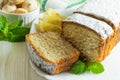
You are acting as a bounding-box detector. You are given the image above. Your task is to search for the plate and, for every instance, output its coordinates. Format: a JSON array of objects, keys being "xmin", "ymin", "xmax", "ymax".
[{"xmin": 29, "ymin": 10, "xmax": 120, "ymax": 80}]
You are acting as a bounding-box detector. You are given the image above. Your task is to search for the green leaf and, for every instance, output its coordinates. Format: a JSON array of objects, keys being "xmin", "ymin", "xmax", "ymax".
[
  {"xmin": 3, "ymin": 27, "xmax": 9, "ymax": 37},
  {"xmin": 0, "ymin": 15, "xmax": 8, "ymax": 30},
  {"xmin": 8, "ymin": 20, "xmax": 23, "ymax": 30},
  {"xmin": 0, "ymin": 31, "xmax": 5, "ymax": 40},
  {"xmin": 0, "ymin": 15, "xmax": 9, "ymax": 39},
  {"xmin": 0, "ymin": 15, "xmax": 30, "ymax": 42},
  {"xmin": 9, "ymin": 27, "xmax": 30, "ymax": 42},
  {"xmin": 11, "ymin": 26, "xmax": 30, "ymax": 34},
  {"xmin": 86, "ymin": 62, "xmax": 104, "ymax": 74},
  {"xmin": 70, "ymin": 61, "xmax": 86, "ymax": 74},
  {"xmin": 9, "ymin": 33, "xmax": 26, "ymax": 42}
]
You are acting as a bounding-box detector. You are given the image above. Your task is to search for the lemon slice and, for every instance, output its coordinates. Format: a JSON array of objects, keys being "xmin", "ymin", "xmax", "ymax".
[
  {"xmin": 36, "ymin": 19, "xmax": 61, "ymax": 33},
  {"xmin": 42, "ymin": 8, "xmax": 66, "ymax": 25},
  {"xmin": 36, "ymin": 8, "xmax": 67, "ymax": 33}
]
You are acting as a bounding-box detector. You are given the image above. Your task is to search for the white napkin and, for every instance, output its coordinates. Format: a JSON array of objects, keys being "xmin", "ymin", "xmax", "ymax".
[{"xmin": 39, "ymin": 0, "xmax": 88, "ymax": 12}]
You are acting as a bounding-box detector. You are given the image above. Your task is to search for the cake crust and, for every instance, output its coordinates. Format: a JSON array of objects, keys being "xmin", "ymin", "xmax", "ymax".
[
  {"xmin": 26, "ymin": 32, "xmax": 80, "ymax": 74},
  {"xmin": 62, "ymin": 12, "xmax": 120, "ymax": 62}
]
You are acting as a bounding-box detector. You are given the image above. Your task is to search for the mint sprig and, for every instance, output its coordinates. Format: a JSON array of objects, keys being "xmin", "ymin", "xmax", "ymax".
[
  {"xmin": 70, "ymin": 61, "xmax": 86, "ymax": 74},
  {"xmin": 70, "ymin": 61, "xmax": 104, "ymax": 75},
  {"xmin": 86, "ymin": 62, "xmax": 104, "ymax": 74},
  {"xmin": 0, "ymin": 15, "xmax": 30, "ymax": 42}
]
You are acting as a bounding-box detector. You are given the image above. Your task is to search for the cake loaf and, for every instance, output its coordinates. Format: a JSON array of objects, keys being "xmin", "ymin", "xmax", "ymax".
[
  {"xmin": 62, "ymin": 0, "xmax": 120, "ymax": 62},
  {"xmin": 26, "ymin": 31, "xmax": 80, "ymax": 74},
  {"xmin": 75, "ymin": 0, "xmax": 120, "ymax": 45},
  {"xmin": 62, "ymin": 13, "xmax": 115, "ymax": 62}
]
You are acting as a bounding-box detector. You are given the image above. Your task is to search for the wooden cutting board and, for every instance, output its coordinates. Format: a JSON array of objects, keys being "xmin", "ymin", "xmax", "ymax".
[{"xmin": 0, "ymin": 41, "xmax": 46, "ymax": 80}]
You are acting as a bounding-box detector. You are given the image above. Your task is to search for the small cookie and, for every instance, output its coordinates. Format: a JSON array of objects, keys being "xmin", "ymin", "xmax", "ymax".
[
  {"xmin": 22, "ymin": 0, "xmax": 38, "ymax": 12},
  {"xmin": 2, "ymin": 0, "xmax": 8, "ymax": 6},
  {"xmin": 11, "ymin": 8, "xmax": 28, "ymax": 14},
  {"xmin": 16, "ymin": 3, "xmax": 22, "ymax": 8},
  {"xmin": 8, "ymin": 0, "xmax": 24, "ymax": 5},
  {"xmin": 2, "ymin": 3, "xmax": 17, "ymax": 13}
]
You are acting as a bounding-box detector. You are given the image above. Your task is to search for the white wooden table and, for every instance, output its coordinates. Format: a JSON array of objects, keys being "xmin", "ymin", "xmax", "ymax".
[
  {"xmin": 1, "ymin": 41, "xmax": 120, "ymax": 80},
  {"xmin": 0, "ymin": 41, "xmax": 46, "ymax": 80}
]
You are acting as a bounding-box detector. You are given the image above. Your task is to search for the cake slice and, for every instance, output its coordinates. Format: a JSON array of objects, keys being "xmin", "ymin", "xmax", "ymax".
[
  {"xmin": 26, "ymin": 31, "xmax": 80, "ymax": 74},
  {"xmin": 62, "ymin": 13, "xmax": 114, "ymax": 62}
]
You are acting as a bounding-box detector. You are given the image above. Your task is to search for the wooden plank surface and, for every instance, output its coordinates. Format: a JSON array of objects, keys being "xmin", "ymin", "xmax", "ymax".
[
  {"xmin": 1, "ymin": 42, "xmax": 120, "ymax": 80},
  {"xmin": 0, "ymin": 41, "xmax": 46, "ymax": 80}
]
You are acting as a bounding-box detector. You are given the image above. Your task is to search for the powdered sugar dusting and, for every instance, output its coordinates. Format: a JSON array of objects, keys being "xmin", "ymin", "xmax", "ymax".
[
  {"xmin": 64, "ymin": 13, "xmax": 114, "ymax": 39},
  {"xmin": 26, "ymin": 40, "xmax": 55, "ymax": 74},
  {"xmin": 77, "ymin": 0, "xmax": 120, "ymax": 27}
]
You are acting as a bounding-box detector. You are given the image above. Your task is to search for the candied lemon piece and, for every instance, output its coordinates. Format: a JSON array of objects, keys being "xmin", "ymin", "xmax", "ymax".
[
  {"xmin": 36, "ymin": 19, "xmax": 61, "ymax": 33},
  {"xmin": 36, "ymin": 19, "xmax": 43, "ymax": 32},
  {"xmin": 36, "ymin": 8, "xmax": 67, "ymax": 33},
  {"xmin": 42, "ymin": 8, "xmax": 66, "ymax": 25}
]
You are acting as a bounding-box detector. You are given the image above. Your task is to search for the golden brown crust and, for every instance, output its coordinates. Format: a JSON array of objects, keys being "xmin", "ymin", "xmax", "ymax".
[
  {"xmin": 54, "ymin": 50, "xmax": 79, "ymax": 74},
  {"xmin": 98, "ymin": 26, "xmax": 120, "ymax": 61},
  {"xmin": 54, "ymin": 66, "xmax": 71, "ymax": 74}
]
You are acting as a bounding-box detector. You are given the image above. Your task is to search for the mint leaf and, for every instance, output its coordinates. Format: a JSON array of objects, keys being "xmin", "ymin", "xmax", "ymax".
[
  {"xmin": 8, "ymin": 20, "xmax": 23, "ymax": 30},
  {"xmin": 0, "ymin": 15, "xmax": 8, "ymax": 31},
  {"xmin": 3, "ymin": 27, "xmax": 9, "ymax": 37},
  {"xmin": 70, "ymin": 61, "xmax": 86, "ymax": 74},
  {"xmin": 9, "ymin": 33, "xmax": 26, "ymax": 42},
  {"xmin": 0, "ymin": 31, "xmax": 5, "ymax": 40},
  {"xmin": 86, "ymin": 62, "xmax": 104, "ymax": 74},
  {"xmin": 8, "ymin": 20, "xmax": 30, "ymax": 42},
  {"xmin": 70, "ymin": 61, "xmax": 104, "ymax": 75},
  {"xmin": 9, "ymin": 27, "xmax": 30, "ymax": 42},
  {"xmin": 0, "ymin": 15, "xmax": 30, "ymax": 42},
  {"xmin": 0, "ymin": 15, "xmax": 9, "ymax": 39}
]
